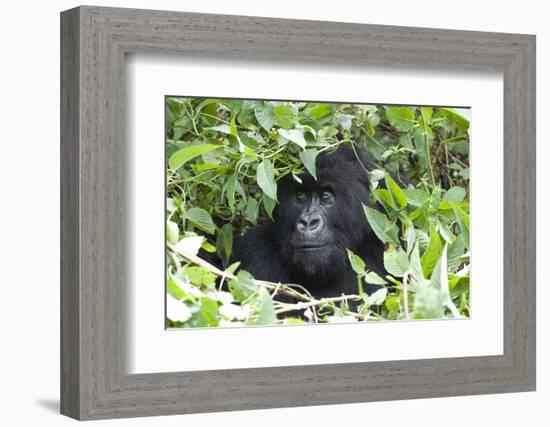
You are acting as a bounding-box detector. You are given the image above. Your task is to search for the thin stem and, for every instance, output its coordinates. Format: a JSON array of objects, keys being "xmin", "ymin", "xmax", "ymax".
[{"xmin": 421, "ymin": 110, "xmax": 436, "ymax": 188}]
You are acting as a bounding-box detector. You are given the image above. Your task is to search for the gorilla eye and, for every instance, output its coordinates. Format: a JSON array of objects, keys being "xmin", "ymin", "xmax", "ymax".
[
  {"xmin": 295, "ymin": 190, "xmax": 307, "ymax": 202},
  {"xmin": 320, "ymin": 190, "xmax": 333, "ymax": 202}
]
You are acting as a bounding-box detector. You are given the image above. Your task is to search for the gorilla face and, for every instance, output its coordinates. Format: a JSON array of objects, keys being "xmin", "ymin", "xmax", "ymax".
[
  {"xmin": 273, "ymin": 146, "xmax": 374, "ymax": 281},
  {"xmin": 232, "ymin": 143, "xmax": 386, "ymax": 297}
]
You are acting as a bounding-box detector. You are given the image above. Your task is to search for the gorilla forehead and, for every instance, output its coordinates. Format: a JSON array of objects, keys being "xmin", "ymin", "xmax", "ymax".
[{"xmin": 299, "ymin": 145, "xmax": 370, "ymax": 189}]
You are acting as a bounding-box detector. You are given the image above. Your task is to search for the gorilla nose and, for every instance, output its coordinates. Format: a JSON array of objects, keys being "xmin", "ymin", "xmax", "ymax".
[{"xmin": 296, "ymin": 212, "xmax": 324, "ymax": 236}]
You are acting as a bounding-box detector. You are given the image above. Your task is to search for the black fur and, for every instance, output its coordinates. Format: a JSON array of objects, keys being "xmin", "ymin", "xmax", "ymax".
[{"xmin": 232, "ymin": 144, "xmax": 386, "ymax": 299}]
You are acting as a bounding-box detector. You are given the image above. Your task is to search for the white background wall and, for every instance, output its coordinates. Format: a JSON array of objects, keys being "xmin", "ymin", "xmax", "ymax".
[{"xmin": 0, "ymin": 1, "xmax": 546, "ymax": 425}]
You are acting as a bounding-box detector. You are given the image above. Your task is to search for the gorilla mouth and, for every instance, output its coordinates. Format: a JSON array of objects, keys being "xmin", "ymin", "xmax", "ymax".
[{"xmin": 296, "ymin": 244, "xmax": 329, "ymax": 251}]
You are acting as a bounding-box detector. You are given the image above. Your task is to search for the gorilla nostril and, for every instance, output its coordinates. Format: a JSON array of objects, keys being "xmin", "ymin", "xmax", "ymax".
[
  {"xmin": 297, "ymin": 219, "xmax": 308, "ymax": 232},
  {"xmin": 309, "ymin": 217, "xmax": 321, "ymax": 231}
]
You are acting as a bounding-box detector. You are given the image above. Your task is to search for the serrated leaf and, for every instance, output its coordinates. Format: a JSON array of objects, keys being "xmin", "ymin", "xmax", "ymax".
[
  {"xmin": 249, "ymin": 288, "xmax": 277, "ymax": 325},
  {"xmin": 200, "ymin": 297, "xmax": 220, "ymax": 326},
  {"xmin": 254, "ymin": 104, "xmax": 274, "ymax": 131},
  {"xmin": 168, "ymin": 144, "xmax": 220, "ymax": 170},
  {"xmin": 365, "ymin": 288, "xmax": 388, "ymax": 306},
  {"xmin": 206, "ymin": 124, "xmax": 231, "ymax": 135},
  {"xmin": 421, "ymin": 228, "xmax": 443, "ymax": 277},
  {"xmin": 444, "ymin": 186, "xmax": 467, "ymax": 203},
  {"xmin": 298, "ymin": 149, "xmax": 318, "ymax": 180},
  {"xmin": 228, "ymin": 270, "xmax": 257, "ymax": 302},
  {"xmin": 408, "ymin": 242, "xmax": 428, "ymax": 289},
  {"xmin": 363, "ymin": 205, "xmax": 399, "ymax": 244},
  {"xmin": 347, "ymin": 250, "xmax": 366, "ymax": 275},
  {"xmin": 185, "ymin": 207, "xmax": 216, "ymax": 234},
  {"xmin": 384, "ymin": 246, "xmax": 409, "ymax": 277},
  {"xmin": 430, "ymin": 244, "xmax": 462, "ymax": 318},
  {"xmin": 373, "ymin": 189, "xmax": 395, "ymax": 213},
  {"xmin": 363, "ymin": 271, "xmax": 387, "ymax": 285},
  {"xmin": 273, "ymin": 104, "xmax": 297, "ymax": 129},
  {"xmin": 385, "ymin": 174, "xmax": 407, "ymax": 209},
  {"xmin": 447, "ymin": 235, "xmax": 466, "ymax": 272},
  {"xmin": 385, "ymin": 107, "xmax": 415, "ymax": 132},
  {"xmin": 256, "ymin": 159, "xmax": 278, "ymax": 201},
  {"xmin": 413, "ymin": 286, "xmax": 446, "ymax": 319},
  {"xmin": 166, "ymin": 295, "xmax": 192, "ymax": 322},
  {"xmin": 278, "ymin": 128, "xmax": 306, "ymax": 149}
]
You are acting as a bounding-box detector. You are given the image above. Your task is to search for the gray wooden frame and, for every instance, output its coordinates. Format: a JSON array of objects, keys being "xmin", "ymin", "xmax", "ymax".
[{"xmin": 60, "ymin": 5, "xmax": 536, "ymax": 420}]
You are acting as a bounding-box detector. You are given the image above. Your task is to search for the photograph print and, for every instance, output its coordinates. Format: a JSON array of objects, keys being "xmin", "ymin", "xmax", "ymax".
[{"xmin": 165, "ymin": 97, "xmax": 471, "ymax": 328}]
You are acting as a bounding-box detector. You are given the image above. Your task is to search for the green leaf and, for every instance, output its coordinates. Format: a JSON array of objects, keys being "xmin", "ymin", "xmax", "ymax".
[
  {"xmin": 430, "ymin": 244, "xmax": 462, "ymax": 318},
  {"xmin": 447, "ymin": 235, "xmax": 466, "ymax": 272},
  {"xmin": 443, "ymin": 186, "xmax": 467, "ymax": 203},
  {"xmin": 262, "ymin": 195, "xmax": 276, "ymax": 220},
  {"xmin": 373, "ymin": 189, "xmax": 395, "ymax": 213},
  {"xmin": 273, "ymin": 104, "xmax": 297, "ymax": 129},
  {"xmin": 385, "ymin": 107, "xmax": 415, "ymax": 132},
  {"xmin": 185, "ymin": 207, "xmax": 216, "ymax": 234},
  {"xmin": 334, "ymin": 113, "xmax": 354, "ymax": 131},
  {"xmin": 363, "ymin": 205, "xmax": 400, "ymax": 244},
  {"xmin": 307, "ymin": 103, "xmax": 332, "ymax": 119},
  {"xmin": 184, "ymin": 266, "xmax": 216, "ymax": 287},
  {"xmin": 347, "ymin": 250, "xmax": 366, "ymax": 275},
  {"xmin": 278, "ymin": 128, "xmax": 306, "ymax": 149},
  {"xmin": 223, "ymin": 173, "xmax": 238, "ymax": 209},
  {"xmin": 404, "ymin": 189, "xmax": 429, "ymax": 207},
  {"xmin": 298, "ymin": 149, "xmax": 318, "ymax": 180},
  {"xmin": 167, "ymin": 277, "xmax": 186, "ymax": 300},
  {"xmin": 200, "ymin": 297, "xmax": 220, "ymax": 326},
  {"xmin": 256, "ymin": 159, "xmax": 278, "ymax": 201},
  {"xmin": 384, "ymin": 174, "xmax": 407, "ymax": 209},
  {"xmin": 206, "ymin": 124, "xmax": 231, "ymax": 135},
  {"xmin": 430, "ymin": 244, "xmax": 447, "ymax": 291},
  {"xmin": 368, "ymin": 112, "xmax": 381, "ymax": 127},
  {"xmin": 420, "ymin": 106, "xmax": 433, "ymax": 124},
  {"xmin": 384, "ymin": 246, "xmax": 410, "ymax": 277},
  {"xmin": 168, "ymin": 144, "xmax": 220, "ymax": 171},
  {"xmin": 174, "ymin": 235, "xmax": 204, "ymax": 256},
  {"xmin": 228, "ymin": 270, "xmax": 257, "ymax": 302},
  {"xmin": 254, "ymin": 104, "xmax": 274, "ymax": 131},
  {"xmin": 436, "ymin": 108, "xmax": 470, "ymax": 134},
  {"xmin": 368, "ymin": 169, "xmax": 386, "ymax": 183},
  {"xmin": 421, "ymin": 228, "xmax": 443, "ymax": 277},
  {"xmin": 363, "ymin": 271, "xmax": 387, "ymax": 285},
  {"xmin": 249, "ymin": 288, "xmax": 277, "ymax": 325},
  {"xmin": 403, "ymin": 222, "xmax": 416, "ymax": 255},
  {"xmin": 216, "ymin": 223, "xmax": 233, "ymax": 260},
  {"xmin": 244, "ymin": 196, "xmax": 259, "ymax": 223},
  {"xmin": 408, "ymin": 243, "xmax": 428, "ymax": 289},
  {"xmin": 166, "ymin": 220, "xmax": 179, "ymax": 245},
  {"xmin": 413, "ymin": 286, "xmax": 446, "ymax": 319},
  {"xmin": 365, "ymin": 288, "xmax": 388, "ymax": 306}
]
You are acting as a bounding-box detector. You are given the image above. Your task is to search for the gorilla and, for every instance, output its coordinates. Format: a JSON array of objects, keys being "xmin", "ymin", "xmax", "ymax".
[{"xmin": 232, "ymin": 143, "xmax": 388, "ymax": 299}]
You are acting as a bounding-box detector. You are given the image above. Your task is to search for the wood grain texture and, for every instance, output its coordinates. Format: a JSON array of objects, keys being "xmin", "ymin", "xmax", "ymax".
[
  {"xmin": 60, "ymin": 6, "xmax": 536, "ymax": 420},
  {"xmin": 60, "ymin": 7, "xmax": 80, "ymax": 419}
]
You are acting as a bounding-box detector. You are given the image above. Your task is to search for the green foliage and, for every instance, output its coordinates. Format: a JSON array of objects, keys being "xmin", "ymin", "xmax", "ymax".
[{"xmin": 165, "ymin": 98, "xmax": 470, "ymax": 327}]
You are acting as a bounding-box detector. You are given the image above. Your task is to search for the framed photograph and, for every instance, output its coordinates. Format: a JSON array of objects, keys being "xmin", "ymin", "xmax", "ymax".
[{"xmin": 61, "ymin": 6, "xmax": 536, "ymax": 420}]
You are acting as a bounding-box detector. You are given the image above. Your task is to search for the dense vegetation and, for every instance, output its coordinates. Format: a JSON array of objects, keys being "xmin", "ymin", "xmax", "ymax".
[{"xmin": 165, "ymin": 97, "xmax": 470, "ymax": 327}]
